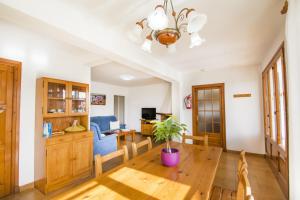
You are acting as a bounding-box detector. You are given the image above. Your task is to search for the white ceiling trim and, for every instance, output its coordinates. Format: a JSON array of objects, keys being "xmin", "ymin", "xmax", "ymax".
[{"xmin": 0, "ymin": 0, "xmax": 181, "ymax": 82}]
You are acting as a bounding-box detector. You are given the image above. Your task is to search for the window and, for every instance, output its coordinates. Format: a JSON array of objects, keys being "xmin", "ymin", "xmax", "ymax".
[{"xmin": 262, "ymin": 45, "xmax": 288, "ymax": 150}]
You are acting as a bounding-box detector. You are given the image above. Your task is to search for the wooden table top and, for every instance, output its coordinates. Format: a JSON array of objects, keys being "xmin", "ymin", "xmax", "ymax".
[{"xmin": 52, "ymin": 142, "xmax": 222, "ymax": 200}]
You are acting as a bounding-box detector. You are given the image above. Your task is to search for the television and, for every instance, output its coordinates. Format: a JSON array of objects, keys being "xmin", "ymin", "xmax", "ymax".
[{"xmin": 142, "ymin": 108, "xmax": 156, "ymax": 120}]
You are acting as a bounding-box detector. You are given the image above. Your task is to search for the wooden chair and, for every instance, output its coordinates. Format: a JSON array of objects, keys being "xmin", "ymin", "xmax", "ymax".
[
  {"xmin": 210, "ymin": 151, "xmax": 253, "ymax": 200},
  {"xmin": 95, "ymin": 145, "xmax": 129, "ymax": 178},
  {"xmin": 236, "ymin": 169, "xmax": 252, "ymax": 200},
  {"xmin": 131, "ymin": 137, "xmax": 152, "ymax": 157},
  {"xmin": 182, "ymin": 133, "xmax": 208, "ymax": 146},
  {"xmin": 210, "ymin": 168, "xmax": 253, "ymax": 200},
  {"xmin": 237, "ymin": 150, "xmax": 248, "ymax": 183}
]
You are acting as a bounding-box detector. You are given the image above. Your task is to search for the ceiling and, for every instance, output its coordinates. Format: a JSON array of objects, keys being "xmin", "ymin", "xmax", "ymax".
[
  {"xmin": 91, "ymin": 62, "xmax": 169, "ymax": 87},
  {"xmin": 60, "ymin": 0, "xmax": 285, "ymax": 72},
  {"xmin": 0, "ymin": 0, "xmax": 285, "ymax": 76}
]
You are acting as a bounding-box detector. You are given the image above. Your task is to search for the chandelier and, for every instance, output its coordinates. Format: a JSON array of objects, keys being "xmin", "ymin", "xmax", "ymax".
[{"xmin": 132, "ymin": 0, "xmax": 207, "ymax": 53}]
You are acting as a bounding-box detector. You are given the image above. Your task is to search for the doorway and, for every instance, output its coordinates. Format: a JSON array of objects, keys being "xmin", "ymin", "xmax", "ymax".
[
  {"xmin": 114, "ymin": 95, "xmax": 125, "ymax": 124},
  {"xmin": 192, "ymin": 83, "xmax": 226, "ymax": 150},
  {"xmin": 0, "ymin": 58, "xmax": 21, "ymax": 197}
]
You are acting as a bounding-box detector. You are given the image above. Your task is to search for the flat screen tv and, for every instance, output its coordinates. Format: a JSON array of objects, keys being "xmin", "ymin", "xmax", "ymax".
[{"xmin": 142, "ymin": 108, "xmax": 156, "ymax": 120}]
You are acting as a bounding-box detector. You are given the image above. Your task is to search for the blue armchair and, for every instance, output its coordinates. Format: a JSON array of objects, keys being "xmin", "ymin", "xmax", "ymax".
[
  {"xmin": 90, "ymin": 116, "xmax": 126, "ymax": 156},
  {"xmin": 90, "ymin": 122, "xmax": 117, "ymax": 156}
]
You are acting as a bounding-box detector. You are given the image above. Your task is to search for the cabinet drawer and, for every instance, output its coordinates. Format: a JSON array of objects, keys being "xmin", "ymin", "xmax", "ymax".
[
  {"xmin": 46, "ymin": 135, "xmax": 73, "ymax": 146},
  {"xmin": 73, "ymin": 132, "xmax": 93, "ymax": 140}
]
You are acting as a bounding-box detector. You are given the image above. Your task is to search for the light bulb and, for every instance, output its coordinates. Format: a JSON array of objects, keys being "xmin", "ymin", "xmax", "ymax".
[
  {"xmin": 147, "ymin": 6, "xmax": 169, "ymax": 31},
  {"xmin": 189, "ymin": 33, "xmax": 205, "ymax": 48}
]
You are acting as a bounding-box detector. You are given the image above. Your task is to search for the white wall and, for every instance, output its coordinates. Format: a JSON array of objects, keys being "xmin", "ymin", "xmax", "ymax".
[
  {"xmin": 0, "ymin": 20, "xmax": 93, "ymax": 186},
  {"xmin": 90, "ymin": 81, "xmax": 129, "ymax": 122},
  {"xmin": 90, "ymin": 82, "xmax": 172, "ymax": 132},
  {"xmin": 286, "ymin": 0, "xmax": 300, "ymax": 199},
  {"xmin": 180, "ymin": 66, "xmax": 264, "ymax": 154},
  {"xmin": 127, "ymin": 83, "xmax": 172, "ymax": 132}
]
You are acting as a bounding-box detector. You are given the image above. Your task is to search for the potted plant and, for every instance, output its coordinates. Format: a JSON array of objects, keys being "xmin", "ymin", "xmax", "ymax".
[{"xmin": 153, "ymin": 116, "xmax": 187, "ymax": 167}]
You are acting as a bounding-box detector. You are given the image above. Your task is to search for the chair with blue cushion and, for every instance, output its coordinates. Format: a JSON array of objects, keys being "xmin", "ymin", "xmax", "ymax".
[
  {"xmin": 90, "ymin": 116, "xmax": 126, "ymax": 156},
  {"xmin": 90, "ymin": 122, "xmax": 117, "ymax": 156}
]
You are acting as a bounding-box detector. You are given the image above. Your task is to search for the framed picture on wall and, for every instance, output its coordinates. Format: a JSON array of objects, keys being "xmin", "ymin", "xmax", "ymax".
[{"xmin": 91, "ymin": 94, "xmax": 106, "ymax": 105}]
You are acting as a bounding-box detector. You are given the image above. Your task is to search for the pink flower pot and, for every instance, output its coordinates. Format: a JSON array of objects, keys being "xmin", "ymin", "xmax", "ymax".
[{"xmin": 161, "ymin": 148, "xmax": 180, "ymax": 167}]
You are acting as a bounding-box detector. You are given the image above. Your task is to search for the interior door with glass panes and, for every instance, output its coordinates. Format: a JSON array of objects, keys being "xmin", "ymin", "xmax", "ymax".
[{"xmin": 192, "ymin": 83, "xmax": 226, "ymax": 149}]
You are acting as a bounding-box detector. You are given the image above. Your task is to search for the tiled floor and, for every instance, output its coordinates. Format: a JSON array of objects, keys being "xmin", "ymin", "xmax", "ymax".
[{"xmin": 3, "ymin": 134, "xmax": 286, "ymax": 200}]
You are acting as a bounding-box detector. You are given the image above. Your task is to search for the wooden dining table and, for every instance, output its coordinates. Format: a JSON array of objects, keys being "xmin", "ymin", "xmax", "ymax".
[{"xmin": 52, "ymin": 142, "xmax": 222, "ymax": 200}]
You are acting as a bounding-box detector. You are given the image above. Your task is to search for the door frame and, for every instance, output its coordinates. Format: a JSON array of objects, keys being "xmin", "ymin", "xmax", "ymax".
[
  {"xmin": 0, "ymin": 58, "xmax": 21, "ymax": 193},
  {"xmin": 192, "ymin": 83, "xmax": 226, "ymax": 150}
]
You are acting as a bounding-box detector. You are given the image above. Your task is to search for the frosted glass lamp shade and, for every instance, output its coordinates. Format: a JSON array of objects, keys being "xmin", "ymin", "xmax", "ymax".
[
  {"xmin": 133, "ymin": 24, "xmax": 143, "ymax": 38},
  {"xmin": 189, "ymin": 32, "xmax": 205, "ymax": 48},
  {"xmin": 128, "ymin": 24, "xmax": 143, "ymax": 43},
  {"xmin": 187, "ymin": 11, "xmax": 207, "ymax": 33},
  {"xmin": 168, "ymin": 44, "xmax": 176, "ymax": 53},
  {"xmin": 141, "ymin": 38, "xmax": 152, "ymax": 53},
  {"xmin": 147, "ymin": 7, "xmax": 169, "ymax": 31}
]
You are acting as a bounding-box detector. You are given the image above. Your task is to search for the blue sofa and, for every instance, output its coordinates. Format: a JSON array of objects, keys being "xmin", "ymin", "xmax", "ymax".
[{"xmin": 90, "ymin": 116, "xmax": 126, "ymax": 156}]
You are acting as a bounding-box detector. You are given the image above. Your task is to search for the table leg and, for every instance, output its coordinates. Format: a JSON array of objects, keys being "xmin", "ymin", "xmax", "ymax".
[
  {"xmin": 117, "ymin": 135, "xmax": 120, "ymax": 148},
  {"xmin": 131, "ymin": 130, "xmax": 135, "ymax": 142}
]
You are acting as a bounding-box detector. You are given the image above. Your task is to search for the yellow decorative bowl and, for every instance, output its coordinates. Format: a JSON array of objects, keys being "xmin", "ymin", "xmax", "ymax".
[{"xmin": 65, "ymin": 125, "xmax": 86, "ymax": 133}]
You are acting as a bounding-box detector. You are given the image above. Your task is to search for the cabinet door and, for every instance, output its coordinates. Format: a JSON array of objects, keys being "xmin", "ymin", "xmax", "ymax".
[
  {"xmin": 43, "ymin": 79, "xmax": 68, "ymax": 117},
  {"xmin": 68, "ymin": 82, "xmax": 89, "ymax": 116},
  {"xmin": 46, "ymin": 142, "xmax": 73, "ymax": 185},
  {"xmin": 73, "ymin": 137, "xmax": 93, "ymax": 176}
]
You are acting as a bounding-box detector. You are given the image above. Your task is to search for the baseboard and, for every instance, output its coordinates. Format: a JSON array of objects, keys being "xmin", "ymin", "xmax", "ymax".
[
  {"xmin": 19, "ymin": 182, "xmax": 34, "ymax": 192},
  {"xmin": 266, "ymin": 158, "xmax": 289, "ymax": 199},
  {"xmin": 226, "ymin": 149, "xmax": 265, "ymax": 158}
]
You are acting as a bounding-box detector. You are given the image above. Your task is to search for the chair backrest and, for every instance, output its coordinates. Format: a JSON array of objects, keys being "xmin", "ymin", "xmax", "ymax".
[
  {"xmin": 132, "ymin": 137, "xmax": 152, "ymax": 157},
  {"xmin": 237, "ymin": 150, "xmax": 248, "ymax": 180},
  {"xmin": 236, "ymin": 169, "xmax": 252, "ymax": 200},
  {"xmin": 246, "ymin": 195, "xmax": 254, "ymax": 200},
  {"xmin": 95, "ymin": 145, "xmax": 128, "ymax": 178},
  {"xmin": 182, "ymin": 133, "xmax": 208, "ymax": 146}
]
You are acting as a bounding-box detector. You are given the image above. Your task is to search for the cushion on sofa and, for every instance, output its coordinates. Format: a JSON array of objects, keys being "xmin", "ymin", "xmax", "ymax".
[
  {"xmin": 110, "ymin": 120, "xmax": 120, "ymax": 130},
  {"xmin": 90, "ymin": 122, "xmax": 102, "ymax": 140}
]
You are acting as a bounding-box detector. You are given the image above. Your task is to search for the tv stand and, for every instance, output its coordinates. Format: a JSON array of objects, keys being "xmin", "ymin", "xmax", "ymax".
[{"xmin": 140, "ymin": 119, "xmax": 155, "ymax": 136}]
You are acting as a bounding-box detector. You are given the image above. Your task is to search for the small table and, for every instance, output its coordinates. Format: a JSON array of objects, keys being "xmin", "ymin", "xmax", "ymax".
[{"xmin": 115, "ymin": 129, "xmax": 136, "ymax": 148}]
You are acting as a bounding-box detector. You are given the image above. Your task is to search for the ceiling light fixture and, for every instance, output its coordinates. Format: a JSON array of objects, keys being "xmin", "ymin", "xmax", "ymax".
[
  {"xmin": 120, "ymin": 74, "xmax": 135, "ymax": 81},
  {"xmin": 134, "ymin": 0, "xmax": 207, "ymax": 53}
]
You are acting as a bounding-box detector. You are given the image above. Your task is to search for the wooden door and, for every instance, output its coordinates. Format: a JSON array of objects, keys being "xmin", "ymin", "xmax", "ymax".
[
  {"xmin": 46, "ymin": 142, "xmax": 73, "ymax": 185},
  {"xmin": 72, "ymin": 137, "xmax": 93, "ymax": 177},
  {"xmin": 0, "ymin": 64, "xmax": 13, "ymax": 197},
  {"xmin": 192, "ymin": 83, "xmax": 226, "ymax": 149},
  {"xmin": 43, "ymin": 78, "xmax": 68, "ymax": 117}
]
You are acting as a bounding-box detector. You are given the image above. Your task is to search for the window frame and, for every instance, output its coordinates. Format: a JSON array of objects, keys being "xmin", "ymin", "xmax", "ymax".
[{"xmin": 262, "ymin": 43, "xmax": 288, "ymax": 152}]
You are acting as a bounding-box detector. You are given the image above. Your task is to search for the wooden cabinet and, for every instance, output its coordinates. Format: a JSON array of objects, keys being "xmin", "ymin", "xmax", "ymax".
[
  {"xmin": 46, "ymin": 141, "xmax": 73, "ymax": 185},
  {"xmin": 36, "ymin": 132, "xmax": 93, "ymax": 193},
  {"xmin": 34, "ymin": 77, "xmax": 92, "ymax": 194},
  {"xmin": 43, "ymin": 78, "xmax": 89, "ymax": 118},
  {"xmin": 72, "ymin": 134, "xmax": 93, "ymax": 177},
  {"xmin": 141, "ymin": 120, "xmax": 154, "ymax": 136}
]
